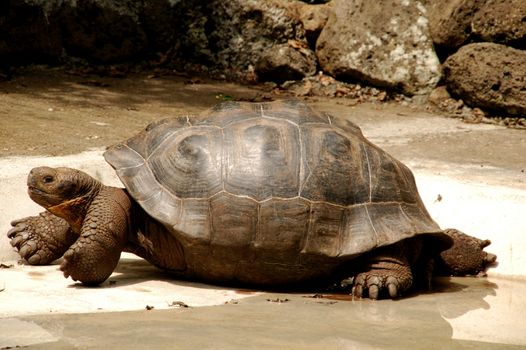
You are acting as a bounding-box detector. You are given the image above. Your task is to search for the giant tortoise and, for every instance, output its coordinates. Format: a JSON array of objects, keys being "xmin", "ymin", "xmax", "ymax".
[{"xmin": 7, "ymin": 100, "xmax": 495, "ymax": 299}]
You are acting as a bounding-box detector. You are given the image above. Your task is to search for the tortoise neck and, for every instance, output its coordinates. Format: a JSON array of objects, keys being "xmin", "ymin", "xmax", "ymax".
[{"xmin": 47, "ymin": 179, "xmax": 103, "ymax": 234}]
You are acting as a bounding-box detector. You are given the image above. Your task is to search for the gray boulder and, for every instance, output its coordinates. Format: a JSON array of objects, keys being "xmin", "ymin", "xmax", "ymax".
[
  {"xmin": 471, "ymin": 0, "xmax": 526, "ymax": 49},
  {"xmin": 316, "ymin": 0, "xmax": 441, "ymax": 95},
  {"xmin": 204, "ymin": 0, "xmax": 314, "ymax": 80},
  {"xmin": 443, "ymin": 43, "xmax": 526, "ymax": 116},
  {"xmin": 159, "ymin": 0, "xmax": 323, "ymax": 80}
]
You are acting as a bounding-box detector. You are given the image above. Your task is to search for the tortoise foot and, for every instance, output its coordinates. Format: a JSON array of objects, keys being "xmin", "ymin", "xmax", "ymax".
[
  {"xmin": 436, "ymin": 228, "xmax": 497, "ymax": 276},
  {"xmin": 7, "ymin": 212, "xmax": 76, "ymax": 265},
  {"xmin": 60, "ymin": 229, "xmax": 122, "ymax": 285},
  {"xmin": 349, "ymin": 260, "xmax": 413, "ymax": 300}
]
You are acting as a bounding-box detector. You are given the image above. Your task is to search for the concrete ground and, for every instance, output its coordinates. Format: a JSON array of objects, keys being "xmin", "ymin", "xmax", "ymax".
[
  {"xmin": 1, "ymin": 276, "xmax": 526, "ymax": 349},
  {"xmin": 1, "ymin": 69, "xmax": 525, "ymax": 348}
]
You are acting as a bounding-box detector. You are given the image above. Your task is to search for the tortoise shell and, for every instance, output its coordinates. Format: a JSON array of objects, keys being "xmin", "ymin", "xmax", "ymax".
[{"xmin": 104, "ymin": 100, "xmax": 441, "ymax": 260}]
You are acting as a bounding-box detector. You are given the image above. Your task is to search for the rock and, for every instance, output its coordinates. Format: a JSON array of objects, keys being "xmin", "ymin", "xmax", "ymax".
[
  {"xmin": 203, "ymin": 0, "xmax": 310, "ymax": 78},
  {"xmin": 0, "ymin": 0, "xmax": 317, "ymax": 82},
  {"xmin": 471, "ymin": 0, "xmax": 526, "ymax": 49},
  {"xmin": 0, "ymin": 0, "xmax": 155, "ymax": 65},
  {"xmin": 282, "ymin": 72, "xmax": 404, "ymax": 103},
  {"xmin": 169, "ymin": 2, "xmax": 213, "ymax": 64},
  {"xmin": 427, "ymin": 0, "xmax": 526, "ymax": 52},
  {"xmin": 142, "ymin": 1, "xmax": 179, "ymax": 56},
  {"xmin": 427, "ymin": 0, "xmax": 484, "ymax": 52},
  {"xmin": 58, "ymin": 0, "xmax": 148, "ymax": 63},
  {"xmin": 443, "ymin": 43, "xmax": 526, "ymax": 116},
  {"xmin": 316, "ymin": 0, "xmax": 441, "ymax": 95},
  {"xmin": 427, "ymin": 86, "xmax": 452, "ymax": 107},
  {"xmin": 255, "ymin": 42, "xmax": 317, "ymax": 83},
  {"xmin": 0, "ymin": 0, "xmax": 63, "ymax": 64},
  {"xmin": 295, "ymin": 3, "xmax": 330, "ymax": 46}
]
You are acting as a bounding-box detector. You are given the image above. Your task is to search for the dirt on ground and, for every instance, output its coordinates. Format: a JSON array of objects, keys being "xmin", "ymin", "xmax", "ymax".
[
  {"xmin": 0, "ymin": 66, "xmax": 412, "ymax": 158},
  {"xmin": 1, "ymin": 66, "xmax": 524, "ymax": 175},
  {"xmin": 0, "ymin": 66, "xmax": 276, "ymax": 157}
]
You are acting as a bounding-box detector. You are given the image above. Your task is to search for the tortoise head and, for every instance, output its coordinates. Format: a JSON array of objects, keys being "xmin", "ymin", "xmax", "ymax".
[
  {"xmin": 27, "ymin": 167, "xmax": 102, "ymax": 230},
  {"xmin": 27, "ymin": 167, "xmax": 99, "ymax": 208}
]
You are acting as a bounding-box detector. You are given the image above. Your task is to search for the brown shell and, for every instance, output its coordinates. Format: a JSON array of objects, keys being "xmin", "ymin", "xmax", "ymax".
[{"xmin": 104, "ymin": 100, "xmax": 441, "ymax": 258}]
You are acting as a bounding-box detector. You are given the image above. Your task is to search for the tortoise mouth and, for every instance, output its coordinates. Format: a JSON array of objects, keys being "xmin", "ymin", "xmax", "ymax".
[
  {"xmin": 28, "ymin": 185, "xmax": 56, "ymax": 200},
  {"xmin": 28, "ymin": 186, "xmax": 47, "ymax": 195},
  {"xmin": 27, "ymin": 186, "xmax": 61, "ymax": 208}
]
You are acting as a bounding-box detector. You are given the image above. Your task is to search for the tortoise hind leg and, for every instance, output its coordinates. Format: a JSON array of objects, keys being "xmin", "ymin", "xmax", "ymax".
[
  {"xmin": 348, "ymin": 239, "xmax": 422, "ymax": 299},
  {"xmin": 435, "ymin": 228, "xmax": 497, "ymax": 276}
]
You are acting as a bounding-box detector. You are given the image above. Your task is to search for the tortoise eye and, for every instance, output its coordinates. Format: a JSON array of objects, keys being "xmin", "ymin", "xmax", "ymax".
[{"xmin": 43, "ymin": 175, "xmax": 54, "ymax": 183}]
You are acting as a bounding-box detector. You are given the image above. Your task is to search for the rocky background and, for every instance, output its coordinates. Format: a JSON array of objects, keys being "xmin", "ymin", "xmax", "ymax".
[{"xmin": 0, "ymin": 0, "xmax": 525, "ymax": 125}]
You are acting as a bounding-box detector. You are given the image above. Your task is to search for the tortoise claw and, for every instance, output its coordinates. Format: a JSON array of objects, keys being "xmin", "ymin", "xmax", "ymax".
[
  {"xmin": 480, "ymin": 239, "xmax": 492, "ymax": 249},
  {"xmin": 368, "ymin": 285, "xmax": 379, "ymax": 300},
  {"xmin": 388, "ymin": 283, "xmax": 398, "ymax": 298},
  {"xmin": 352, "ymin": 284, "xmax": 363, "ymax": 298},
  {"xmin": 9, "ymin": 234, "xmax": 25, "ymax": 248},
  {"xmin": 484, "ymin": 252, "xmax": 497, "ymax": 264},
  {"xmin": 10, "ymin": 217, "xmax": 31, "ymax": 228},
  {"xmin": 19, "ymin": 241, "xmax": 37, "ymax": 258},
  {"xmin": 347, "ymin": 264, "xmax": 411, "ymax": 300}
]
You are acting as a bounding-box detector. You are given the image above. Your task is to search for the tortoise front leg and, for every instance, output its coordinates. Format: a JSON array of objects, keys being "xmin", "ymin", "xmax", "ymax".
[
  {"xmin": 348, "ymin": 239, "xmax": 420, "ymax": 299},
  {"xmin": 7, "ymin": 211, "xmax": 78, "ymax": 265},
  {"xmin": 60, "ymin": 187, "xmax": 131, "ymax": 285}
]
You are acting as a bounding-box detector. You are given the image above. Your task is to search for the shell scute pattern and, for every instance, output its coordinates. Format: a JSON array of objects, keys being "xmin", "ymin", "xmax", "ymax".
[
  {"xmin": 256, "ymin": 100, "xmax": 331, "ymax": 126},
  {"xmin": 254, "ymin": 198, "xmax": 310, "ymax": 262},
  {"xmin": 210, "ymin": 192, "xmax": 258, "ymax": 247},
  {"xmin": 299, "ymin": 124, "xmax": 369, "ymax": 206},
  {"xmin": 104, "ymin": 100, "xmax": 441, "ymax": 258},
  {"xmin": 193, "ymin": 101, "xmax": 260, "ymax": 128},
  {"xmin": 223, "ymin": 117, "xmax": 301, "ymax": 201},
  {"xmin": 148, "ymin": 126, "xmax": 223, "ymax": 199}
]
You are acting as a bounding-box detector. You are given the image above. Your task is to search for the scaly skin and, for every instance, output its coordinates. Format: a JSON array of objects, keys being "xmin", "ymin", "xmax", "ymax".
[
  {"xmin": 348, "ymin": 239, "xmax": 421, "ymax": 299},
  {"xmin": 60, "ymin": 186, "xmax": 131, "ymax": 285},
  {"xmin": 8, "ymin": 211, "xmax": 77, "ymax": 265},
  {"xmin": 436, "ymin": 228, "xmax": 497, "ymax": 276}
]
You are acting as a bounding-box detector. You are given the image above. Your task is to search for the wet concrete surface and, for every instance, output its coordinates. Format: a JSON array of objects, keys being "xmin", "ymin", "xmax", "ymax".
[
  {"xmin": 1, "ymin": 255, "xmax": 526, "ymax": 348},
  {"xmin": 2, "ymin": 276, "xmax": 526, "ymax": 349}
]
